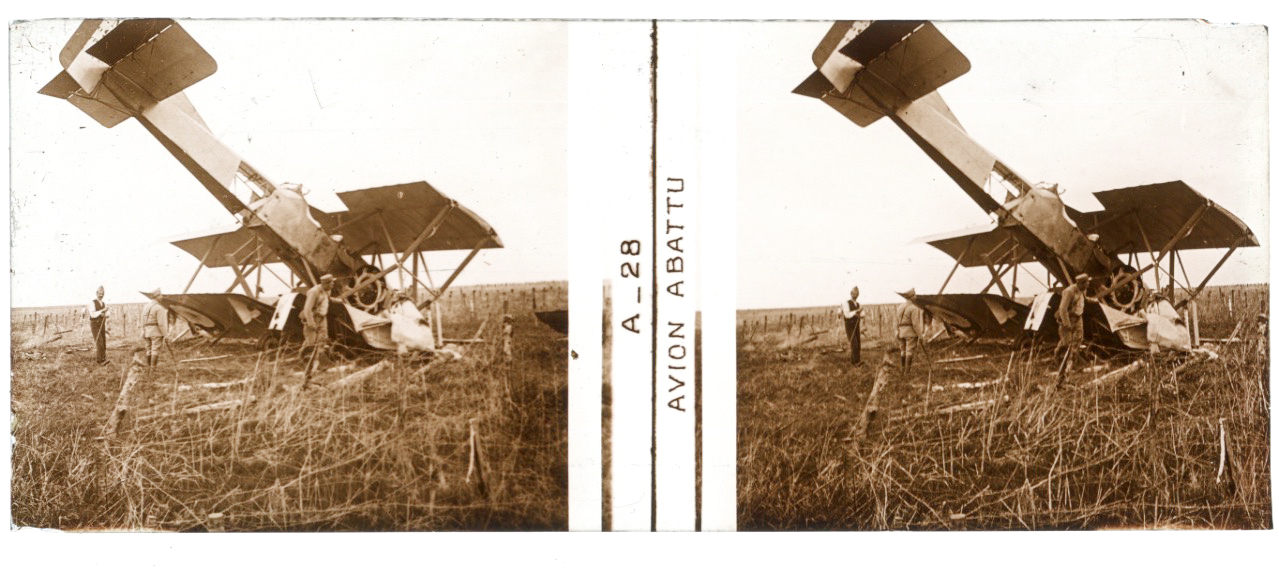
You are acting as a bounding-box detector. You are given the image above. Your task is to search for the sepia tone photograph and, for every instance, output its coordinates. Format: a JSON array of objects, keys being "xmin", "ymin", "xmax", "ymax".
[
  {"xmin": 737, "ymin": 20, "xmax": 1269, "ymax": 529},
  {"xmin": 10, "ymin": 19, "xmax": 569, "ymax": 531}
]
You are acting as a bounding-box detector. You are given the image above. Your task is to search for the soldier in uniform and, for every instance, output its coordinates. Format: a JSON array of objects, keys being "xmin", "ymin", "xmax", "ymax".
[
  {"xmin": 895, "ymin": 288, "xmax": 930, "ymax": 376},
  {"xmin": 301, "ymin": 274, "xmax": 336, "ymax": 387},
  {"xmin": 1055, "ymin": 273, "xmax": 1091, "ymax": 379},
  {"xmin": 87, "ymin": 286, "xmax": 110, "ymax": 365},
  {"xmin": 140, "ymin": 288, "xmax": 168, "ymax": 367}
]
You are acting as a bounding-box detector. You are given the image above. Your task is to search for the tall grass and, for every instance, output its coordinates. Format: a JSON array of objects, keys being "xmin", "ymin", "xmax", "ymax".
[
  {"xmin": 11, "ymin": 295, "xmax": 567, "ymax": 531},
  {"xmin": 738, "ymin": 291, "xmax": 1270, "ymax": 530}
]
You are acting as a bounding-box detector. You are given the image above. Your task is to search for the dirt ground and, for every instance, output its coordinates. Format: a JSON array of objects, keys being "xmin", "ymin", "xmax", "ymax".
[
  {"xmin": 11, "ymin": 305, "xmax": 568, "ymax": 531},
  {"xmin": 738, "ymin": 318, "xmax": 1271, "ymax": 530}
]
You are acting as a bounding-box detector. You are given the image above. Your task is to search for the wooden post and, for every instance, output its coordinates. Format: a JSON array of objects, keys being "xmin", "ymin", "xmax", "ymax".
[
  {"xmin": 853, "ymin": 351, "xmax": 896, "ymax": 439},
  {"xmin": 1191, "ymin": 300, "xmax": 1200, "ymax": 347},
  {"xmin": 467, "ymin": 418, "xmax": 489, "ymax": 500},
  {"xmin": 502, "ymin": 314, "xmax": 514, "ymax": 362},
  {"xmin": 206, "ymin": 513, "xmax": 225, "ymax": 532},
  {"xmin": 103, "ymin": 350, "xmax": 148, "ymax": 438}
]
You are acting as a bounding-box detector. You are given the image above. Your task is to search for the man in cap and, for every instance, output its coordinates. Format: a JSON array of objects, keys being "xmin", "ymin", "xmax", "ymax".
[
  {"xmin": 1055, "ymin": 273, "xmax": 1091, "ymax": 377},
  {"xmin": 140, "ymin": 288, "xmax": 168, "ymax": 367},
  {"xmin": 87, "ymin": 285, "xmax": 110, "ymax": 365},
  {"xmin": 895, "ymin": 288, "xmax": 930, "ymax": 375},
  {"xmin": 841, "ymin": 286, "xmax": 864, "ymax": 365},
  {"xmin": 302, "ymin": 274, "xmax": 337, "ymax": 387}
]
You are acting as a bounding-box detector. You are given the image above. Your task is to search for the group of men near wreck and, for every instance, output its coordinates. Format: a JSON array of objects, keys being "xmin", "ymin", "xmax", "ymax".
[
  {"xmin": 85, "ymin": 285, "xmax": 169, "ymax": 368},
  {"xmin": 84, "ymin": 274, "xmax": 339, "ymax": 383},
  {"xmin": 840, "ymin": 274, "xmax": 1093, "ymax": 375}
]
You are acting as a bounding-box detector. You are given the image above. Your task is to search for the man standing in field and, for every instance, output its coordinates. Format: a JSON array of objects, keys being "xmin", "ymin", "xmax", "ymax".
[
  {"xmin": 87, "ymin": 285, "xmax": 110, "ymax": 365},
  {"xmin": 140, "ymin": 288, "xmax": 168, "ymax": 367},
  {"xmin": 896, "ymin": 289, "xmax": 930, "ymax": 375},
  {"xmin": 1055, "ymin": 273, "xmax": 1091, "ymax": 377},
  {"xmin": 302, "ymin": 274, "xmax": 336, "ymax": 388},
  {"xmin": 841, "ymin": 286, "xmax": 863, "ymax": 365}
]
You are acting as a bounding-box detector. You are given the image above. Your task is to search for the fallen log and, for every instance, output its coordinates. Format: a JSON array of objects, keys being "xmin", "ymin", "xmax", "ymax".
[
  {"xmin": 175, "ymin": 376, "xmax": 256, "ymax": 391},
  {"xmin": 179, "ymin": 354, "xmax": 232, "ymax": 364},
  {"xmin": 895, "ymin": 395, "xmax": 1009, "ymax": 420},
  {"xmin": 1078, "ymin": 360, "xmax": 1145, "ymax": 389},
  {"xmin": 1173, "ymin": 349, "xmax": 1217, "ymax": 375},
  {"xmin": 135, "ymin": 397, "xmax": 256, "ymax": 421},
  {"xmin": 935, "ymin": 354, "xmax": 989, "ymax": 364},
  {"xmin": 327, "ymin": 360, "xmax": 392, "ymax": 389},
  {"xmin": 290, "ymin": 364, "xmax": 355, "ymax": 378},
  {"xmin": 930, "ymin": 377, "xmax": 1008, "ymax": 392}
]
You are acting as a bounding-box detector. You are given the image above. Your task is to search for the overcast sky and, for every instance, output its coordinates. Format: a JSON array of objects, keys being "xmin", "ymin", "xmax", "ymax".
[
  {"xmin": 10, "ymin": 19, "xmax": 567, "ymax": 308},
  {"xmin": 736, "ymin": 20, "xmax": 1269, "ymax": 309}
]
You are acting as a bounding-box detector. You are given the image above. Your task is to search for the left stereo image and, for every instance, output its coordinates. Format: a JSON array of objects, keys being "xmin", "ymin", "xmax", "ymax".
[{"xmin": 10, "ymin": 19, "xmax": 571, "ymax": 531}]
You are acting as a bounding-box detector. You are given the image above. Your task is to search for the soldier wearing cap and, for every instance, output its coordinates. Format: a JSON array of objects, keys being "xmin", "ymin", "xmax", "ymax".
[
  {"xmin": 302, "ymin": 274, "xmax": 337, "ymax": 386},
  {"xmin": 140, "ymin": 288, "xmax": 168, "ymax": 367},
  {"xmin": 1056, "ymin": 273, "xmax": 1091, "ymax": 354},
  {"xmin": 895, "ymin": 288, "xmax": 930, "ymax": 375},
  {"xmin": 841, "ymin": 286, "xmax": 863, "ymax": 365},
  {"xmin": 87, "ymin": 285, "xmax": 110, "ymax": 365}
]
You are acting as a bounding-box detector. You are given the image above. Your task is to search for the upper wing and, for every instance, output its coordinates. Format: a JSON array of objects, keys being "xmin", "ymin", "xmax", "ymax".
[
  {"xmin": 170, "ymin": 181, "xmax": 502, "ymax": 267},
  {"xmin": 1071, "ymin": 181, "xmax": 1259, "ymax": 254},
  {"xmin": 323, "ymin": 181, "xmax": 503, "ymax": 256}
]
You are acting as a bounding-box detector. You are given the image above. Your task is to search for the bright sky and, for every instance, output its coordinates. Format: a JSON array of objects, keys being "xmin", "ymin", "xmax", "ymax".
[
  {"xmin": 737, "ymin": 20, "xmax": 1269, "ymax": 309},
  {"xmin": 10, "ymin": 20, "xmax": 567, "ymax": 308}
]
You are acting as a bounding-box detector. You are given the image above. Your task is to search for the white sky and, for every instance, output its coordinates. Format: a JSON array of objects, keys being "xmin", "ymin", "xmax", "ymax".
[
  {"xmin": 9, "ymin": 19, "xmax": 568, "ymax": 308},
  {"xmin": 737, "ymin": 20, "xmax": 1269, "ymax": 309}
]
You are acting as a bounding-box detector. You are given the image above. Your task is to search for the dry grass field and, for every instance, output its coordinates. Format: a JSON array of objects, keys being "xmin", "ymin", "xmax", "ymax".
[
  {"xmin": 738, "ymin": 284, "xmax": 1270, "ymax": 530},
  {"xmin": 11, "ymin": 281, "xmax": 568, "ymax": 531}
]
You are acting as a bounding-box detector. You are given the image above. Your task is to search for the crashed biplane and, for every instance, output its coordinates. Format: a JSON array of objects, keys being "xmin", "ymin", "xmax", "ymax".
[
  {"xmin": 794, "ymin": 21, "xmax": 1259, "ymax": 351},
  {"xmin": 40, "ymin": 19, "xmax": 502, "ymax": 351}
]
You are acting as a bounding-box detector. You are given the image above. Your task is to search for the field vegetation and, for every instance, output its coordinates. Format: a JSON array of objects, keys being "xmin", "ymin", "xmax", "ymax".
[
  {"xmin": 11, "ymin": 281, "xmax": 568, "ymax": 531},
  {"xmin": 738, "ymin": 284, "xmax": 1270, "ymax": 529}
]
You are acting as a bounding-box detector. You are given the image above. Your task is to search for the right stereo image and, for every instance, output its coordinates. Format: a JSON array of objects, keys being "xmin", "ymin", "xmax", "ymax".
[{"xmin": 736, "ymin": 20, "xmax": 1269, "ymax": 530}]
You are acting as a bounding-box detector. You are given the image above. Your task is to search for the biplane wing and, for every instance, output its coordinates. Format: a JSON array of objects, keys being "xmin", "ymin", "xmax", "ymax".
[
  {"xmin": 324, "ymin": 181, "xmax": 503, "ymax": 255},
  {"xmin": 1069, "ymin": 181, "xmax": 1259, "ymax": 255},
  {"xmin": 920, "ymin": 223, "xmax": 1038, "ymax": 268},
  {"xmin": 153, "ymin": 293, "xmax": 275, "ymax": 340},
  {"xmin": 913, "ymin": 293, "xmax": 1028, "ymax": 339},
  {"xmin": 171, "ymin": 181, "xmax": 502, "ymax": 268},
  {"xmin": 170, "ymin": 225, "xmax": 283, "ymax": 268}
]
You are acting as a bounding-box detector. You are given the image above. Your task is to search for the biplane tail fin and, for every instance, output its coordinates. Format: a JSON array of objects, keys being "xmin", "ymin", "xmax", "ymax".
[
  {"xmin": 794, "ymin": 21, "xmax": 971, "ymax": 127},
  {"xmin": 38, "ymin": 19, "xmax": 217, "ymax": 128}
]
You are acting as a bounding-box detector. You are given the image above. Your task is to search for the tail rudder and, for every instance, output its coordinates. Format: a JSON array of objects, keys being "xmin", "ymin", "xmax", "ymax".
[
  {"xmin": 796, "ymin": 21, "xmax": 970, "ymax": 127},
  {"xmin": 39, "ymin": 19, "xmax": 216, "ymax": 128}
]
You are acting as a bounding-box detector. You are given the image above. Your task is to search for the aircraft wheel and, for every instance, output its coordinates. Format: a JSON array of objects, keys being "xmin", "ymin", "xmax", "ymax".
[
  {"xmin": 348, "ymin": 272, "xmax": 388, "ymax": 312},
  {"xmin": 1103, "ymin": 268, "xmax": 1143, "ymax": 312},
  {"xmin": 257, "ymin": 330, "xmax": 282, "ymax": 352}
]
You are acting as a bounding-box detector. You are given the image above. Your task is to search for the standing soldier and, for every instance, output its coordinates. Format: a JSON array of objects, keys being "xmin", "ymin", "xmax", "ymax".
[
  {"xmin": 895, "ymin": 289, "xmax": 930, "ymax": 376},
  {"xmin": 841, "ymin": 286, "xmax": 863, "ymax": 365},
  {"xmin": 139, "ymin": 288, "xmax": 168, "ymax": 367},
  {"xmin": 1055, "ymin": 273, "xmax": 1091, "ymax": 378},
  {"xmin": 87, "ymin": 285, "xmax": 110, "ymax": 365},
  {"xmin": 301, "ymin": 274, "xmax": 336, "ymax": 388}
]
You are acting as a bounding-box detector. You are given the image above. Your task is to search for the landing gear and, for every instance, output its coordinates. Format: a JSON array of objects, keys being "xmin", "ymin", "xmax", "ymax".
[
  {"xmin": 347, "ymin": 266, "xmax": 388, "ymax": 312},
  {"xmin": 1102, "ymin": 266, "xmax": 1145, "ymax": 313}
]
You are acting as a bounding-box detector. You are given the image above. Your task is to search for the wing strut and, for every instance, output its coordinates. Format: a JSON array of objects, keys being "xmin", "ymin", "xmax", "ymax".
[
  {"xmin": 1183, "ymin": 235, "xmax": 1249, "ymax": 307},
  {"xmin": 938, "ymin": 236, "xmax": 976, "ymax": 295},
  {"xmin": 347, "ymin": 202, "xmax": 456, "ymax": 297},
  {"xmin": 1099, "ymin": 202, "xmax": 1209, "ymax": 298}
]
